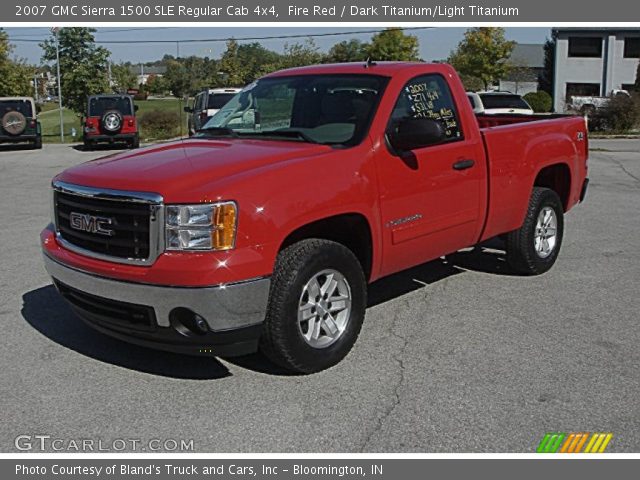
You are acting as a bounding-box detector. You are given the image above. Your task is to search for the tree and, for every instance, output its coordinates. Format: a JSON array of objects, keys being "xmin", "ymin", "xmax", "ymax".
[
  {"xmin": 0, "ymin": 29, "xmax": 34, "ymax": 97},
  {"xmin": 164, "ymin": 60, "xmax": 190, "ymax": 98},
  {"xmin": 236, "ymin": 43, "xmax": 281, "ymax": 84},
  {"xmin": 539, "ymin": 31, "xmax": 558, "ymax": 96},
  {"xmin": 110, "ymin": 63, "xmax": 137, "ymax": 93},
  {"xmin": 164, "ymin": 56, "xmax": 214, "ymax": 98},
  {"xmin": 146, "ymin": 74, "xmax": 169, "ymax": 95},
  {"xmin": 448, "ymin": 28, "xmax": 515, "ymax": 90},
  {"xmin": 367, "ymin": 29, "xmax": 419, "ymax": 61},
  {"xmin": 326, "ymin": 39, "xmax": 369, "ymax": 63},
  {"xmin": 41, "ymin": 28, "xmax": 111, "ymax": 113},
  {"xmin": 458, "ymin": 73, "xmax": 484, "ymax": 92},
  {"xmin": 523, "ymin": 91, "xmax": 552, "ymax": 113},
  {"xmin": 218, "ymin": 39, "xmax": 246, "ymax": 87},
  {"xmin": 278, "ymin": 39, "xmax": 323, "ymax": 69}
]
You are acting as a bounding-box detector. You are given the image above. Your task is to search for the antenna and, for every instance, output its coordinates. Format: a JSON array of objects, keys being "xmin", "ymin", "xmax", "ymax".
[{"xmin": 364, "ymin": 57, "xmax": 377, "ymax": 68}]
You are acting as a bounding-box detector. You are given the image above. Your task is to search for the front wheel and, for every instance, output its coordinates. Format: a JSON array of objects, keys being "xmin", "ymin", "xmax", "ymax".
[
  {"xmin": 260, "ymin": 239, "xmax": 367, "ymax": 374},
  {"xmin": 505, "ymin": 187, "xmax": 564, "ymax": 275}
]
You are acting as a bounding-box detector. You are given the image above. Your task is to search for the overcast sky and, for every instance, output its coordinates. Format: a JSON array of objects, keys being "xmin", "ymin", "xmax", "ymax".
[{"xmin": 4, "ymin": 27, "xmax": 551, "ymax": 65}]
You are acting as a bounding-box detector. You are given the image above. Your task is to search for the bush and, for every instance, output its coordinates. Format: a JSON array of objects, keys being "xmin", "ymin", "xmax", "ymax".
[
  {"xmin": 138, "ymin": 110, "xmax": 180, "ymax": 140},
  {"xmin": 593, "ymin": 94, "xmax": 640, "ymax": 132},
  {"xmin": 523, "ymin": 91, "xmax": 552, "ymax": 113}
]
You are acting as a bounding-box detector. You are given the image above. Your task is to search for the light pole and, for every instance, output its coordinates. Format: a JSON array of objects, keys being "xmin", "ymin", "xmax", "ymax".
[{"xmin": 51, "ymin": 27, "xmax": 64, "ymax": 143}]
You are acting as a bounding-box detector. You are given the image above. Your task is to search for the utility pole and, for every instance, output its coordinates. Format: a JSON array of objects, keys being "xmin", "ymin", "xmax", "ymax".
[
  {"xmin": 177, "ymin": 41, "xmax": 184, "ymax": 138},
  {"xmin": 33, "ymin": 73, "xmax": 39, "ymax": 103},
  {"xmin": 52, "ymin": 27, "xmax": 64, "ymax": 143}
]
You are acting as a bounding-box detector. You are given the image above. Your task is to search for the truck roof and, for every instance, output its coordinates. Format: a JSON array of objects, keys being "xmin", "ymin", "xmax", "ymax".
[
  {"xmin": 0, "ymin": 96, "xmax": 35, "ymax": 102},
  {"xmin": 88, "ymin": 94, "xmax": 133, "ymax": 99},
  {"xmin": 265, "ymin": 61, "xmax": 449, "ymax": 78}
]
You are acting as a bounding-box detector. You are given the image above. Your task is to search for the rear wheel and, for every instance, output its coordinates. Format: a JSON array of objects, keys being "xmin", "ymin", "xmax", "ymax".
[
  {"xmin": 260, "ymin": 239, "xmax": 367, "ymax": 374},
  {"xmin": 129, "ymin": 134, "xmax": 140, "ymax": 149},
  {"xmin": 505, "ymin": 187, "xmax": 564, "ymax": 275},
  {"xmin": 33, "ymin": 136, "xmax": 42, "ymax": 149},
  {"xmin": 83, "ymin": 139, "xmax": 93, "ymax": 151}
]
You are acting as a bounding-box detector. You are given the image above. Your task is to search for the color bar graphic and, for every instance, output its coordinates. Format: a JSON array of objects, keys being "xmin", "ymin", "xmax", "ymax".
[{"xmin": 537, "ymin": 433, "xmax": 613, "ymax": 453}]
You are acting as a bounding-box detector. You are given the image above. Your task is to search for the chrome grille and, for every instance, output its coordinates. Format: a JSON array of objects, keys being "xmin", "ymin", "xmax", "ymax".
[{"xmin": 52, "ymin": 181, "xmax": 163, "ymax": 265}]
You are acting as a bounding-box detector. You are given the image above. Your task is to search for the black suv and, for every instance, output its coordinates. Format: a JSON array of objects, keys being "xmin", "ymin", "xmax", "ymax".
[{"xmin": 0, "ymin": 97, "xmax": 42, "ymax": 149}]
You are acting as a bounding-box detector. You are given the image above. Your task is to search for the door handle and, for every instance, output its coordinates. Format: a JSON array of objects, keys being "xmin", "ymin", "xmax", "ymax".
[{"xmin": 452, "ymin": 159, "xmax": 475, "ymax": 171}]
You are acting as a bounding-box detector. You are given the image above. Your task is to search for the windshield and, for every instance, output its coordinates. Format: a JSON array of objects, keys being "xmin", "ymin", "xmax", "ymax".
[
  {"xmin": 200, "ymin": 74, "xmax": 388, "ymax": 146},
  {"xmin": 479, "ymin": 94, "xmax": 530, "ymax": 110},
  {"xmin": 88, "ymin": 96, "xmax": 133, "ymax": 116},
  {"xmin": 208, "ymin": 93, "xmax": 236, "ymax": 110},
  {"xmin": 0, "ymin": 100, "xmax": 33, "ymax": 117}
]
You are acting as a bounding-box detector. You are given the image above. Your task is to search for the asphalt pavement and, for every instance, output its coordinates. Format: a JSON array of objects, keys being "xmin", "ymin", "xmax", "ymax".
[{"xmin": 0, "ymin": 139, "xmax": 638, "ymax": 452}]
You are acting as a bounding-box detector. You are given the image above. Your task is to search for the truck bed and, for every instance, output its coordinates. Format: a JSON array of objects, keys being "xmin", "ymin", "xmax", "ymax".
[
  {"xmin": 475, "ymin": 113, "xmax": 576, "ymax": 129},
  {"xmin": 477, "ymin": 114, "xmax": 588, "ymax": 242}
]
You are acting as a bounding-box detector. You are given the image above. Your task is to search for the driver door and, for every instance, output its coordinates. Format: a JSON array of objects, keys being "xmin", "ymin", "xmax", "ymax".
[{"xmin": 376, "ymin": 74, "xmax": 487, "ymax": 276}]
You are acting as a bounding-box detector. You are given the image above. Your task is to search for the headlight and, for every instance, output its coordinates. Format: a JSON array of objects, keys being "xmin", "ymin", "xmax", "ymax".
[{"xmin": 165, "ymin": 202, "xmax": 237, "ymax": 251}]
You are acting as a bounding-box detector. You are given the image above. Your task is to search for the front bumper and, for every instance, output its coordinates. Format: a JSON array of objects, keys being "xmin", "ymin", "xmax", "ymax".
[{"xmin": 43, "ymin": 254, "xmax": 270, "ymax": 356}]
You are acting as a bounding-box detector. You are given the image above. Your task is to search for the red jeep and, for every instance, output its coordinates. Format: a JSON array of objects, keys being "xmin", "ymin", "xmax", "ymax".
[{"xmin": 83, "ymin": 94, "xmax": 139, "ymax": 150}]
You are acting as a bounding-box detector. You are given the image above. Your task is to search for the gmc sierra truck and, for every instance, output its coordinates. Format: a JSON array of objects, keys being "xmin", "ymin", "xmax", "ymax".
[{"xmin": 41, "ymin": 62, "xmax": 589, "ymax": 373}]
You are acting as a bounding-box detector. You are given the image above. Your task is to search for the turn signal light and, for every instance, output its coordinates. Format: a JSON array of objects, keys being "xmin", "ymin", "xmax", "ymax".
[{"xmin": 212, "ymin": 203, "xmax": 237, "ymax": 251}]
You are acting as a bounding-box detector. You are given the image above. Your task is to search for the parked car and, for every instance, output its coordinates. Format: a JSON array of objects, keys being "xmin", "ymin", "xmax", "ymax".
[
  {"xmin": 467, "ymin": 91, "xmax": 534, "ymax": 115},
  {"xmin": 0, "ymin": 97, "xmax": 42, "ymax": 149},
  {"xmin": 185, "ymin": 88, "xmax": 242, "ymax": 135},
  {"xmin": 567, "ymin": 89, "xmax": 630, "ymax": 115},
  {"xmin": 83, "ymin": 94, "xmax": 139, "ymax": 150},
  {"xmin": 42, "ymin": 62, "xmax": 589, "ymax": 373}
]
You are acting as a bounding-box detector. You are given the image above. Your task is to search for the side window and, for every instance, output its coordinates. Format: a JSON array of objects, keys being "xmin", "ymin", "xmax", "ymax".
[
  {"xmin": 196, "ymin": 93, "xmax": 205, "ymax": 111},
  {"xmin": 389, "ymin": 74, "xmax": 463, "ymax": 141}
]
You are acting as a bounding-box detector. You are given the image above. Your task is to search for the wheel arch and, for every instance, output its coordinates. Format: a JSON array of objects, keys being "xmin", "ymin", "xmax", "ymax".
[
  {"xmin": 533, "ymin": 163, "xmax": 572, "ymax": 211},
  {"xmin": 279, "ymin": 213, "xmax": 374, "ymax": 281}
]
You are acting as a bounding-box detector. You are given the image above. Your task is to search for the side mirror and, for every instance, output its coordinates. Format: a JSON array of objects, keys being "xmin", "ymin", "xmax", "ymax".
[
  {"xmin": 389, "ymin": 117, "xmax": 446, "ymax": 152},
  {"xmin": 134, "ymin": 105, "xmax": 139, "ymax": 112},
  {"xmin": 184, "ymin": 106, "xmax": 193, "ymax": 113},
  {"xmin": 35, "ymin": 105, "xmax": 42, "ymax": 114}
]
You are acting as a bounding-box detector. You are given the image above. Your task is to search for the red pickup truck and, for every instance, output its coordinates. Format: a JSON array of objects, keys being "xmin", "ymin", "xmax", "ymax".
[{"xmin": 41, "ymin": 62, "xmax": 589, "ymax": 373}]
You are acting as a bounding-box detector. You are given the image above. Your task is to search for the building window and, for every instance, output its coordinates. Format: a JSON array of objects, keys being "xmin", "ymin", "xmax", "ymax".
[
  {"xmin": 623, "ymin": 37, "xmax": 640, "ymax": 58},
  {"xmin": 568, "ymin": 37, "xmax": 603, "ymax": 58},
  {"xmin": 566, "ymin": 83, "xmax": 601, "ymax": 100}
]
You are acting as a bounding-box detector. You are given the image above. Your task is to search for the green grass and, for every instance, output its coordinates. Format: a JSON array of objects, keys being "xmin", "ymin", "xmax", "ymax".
[{"xmin": 39, "ymin": 98, "xmax": 189, "ymax": 143}]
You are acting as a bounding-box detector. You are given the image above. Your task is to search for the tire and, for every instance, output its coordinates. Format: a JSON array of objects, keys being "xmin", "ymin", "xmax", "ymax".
[
  {"xmin": 101, "ymin": 110, "xmax": 123, "ymax": 134},
  {"xmin": 130, "ymin": 134, "xmax": 140, "ymax": 149},
  {"xmin": 33, "ymin": 136, "xmax": 42, "ymax": 149},
  {"xmin": 260, "ymin": 239, "xmax": 367, "ymax": 374},
  {"xmin": 83, "ymin": 139, "xmax": 92, "ymax": 151},
  {"xmin": 505, "ymin": 187, "xmax": 564, "ymax": 275},
  {"xmin": 2, "ymin": 111, "xmax": 27, "ymax": 136}
]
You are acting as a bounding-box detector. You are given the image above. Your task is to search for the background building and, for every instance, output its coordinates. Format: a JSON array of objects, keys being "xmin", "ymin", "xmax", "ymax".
[
  {"xmin": 499, "ymin": 43, "xmax": 544, "ymax": 95},
  {"xmin": 553, "ymin": 28, "xmax": 640, "ymax": 112},
  {"xmin": 128, "ymin": 65, "xmax": 166, "ymax": 85}
]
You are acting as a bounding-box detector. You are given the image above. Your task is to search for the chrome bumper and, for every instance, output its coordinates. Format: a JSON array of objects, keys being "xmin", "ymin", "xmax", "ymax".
[{"xmin": 42, "ymin": 254, "xmax": 270, "ymax": 331}]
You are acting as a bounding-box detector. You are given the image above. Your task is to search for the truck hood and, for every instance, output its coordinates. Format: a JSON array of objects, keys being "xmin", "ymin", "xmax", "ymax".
[{"xmin": 58, "ymin": 138, "xmax": 332, "ymax": 201}]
